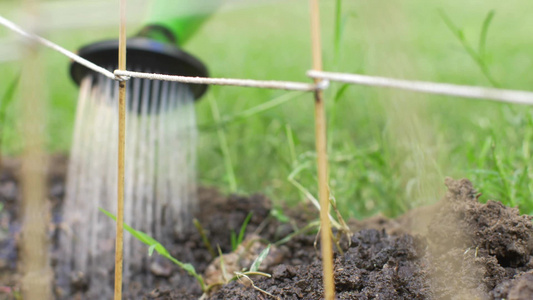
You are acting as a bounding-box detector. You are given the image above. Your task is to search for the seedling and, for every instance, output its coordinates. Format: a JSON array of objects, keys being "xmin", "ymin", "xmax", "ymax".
[
  {"xmin": 231, "ymin": 211, "xmax": 253, "ymax": 251},
  {"xmin": 100, "ymin": 208, "xmax": 207, "ymax": 291}
]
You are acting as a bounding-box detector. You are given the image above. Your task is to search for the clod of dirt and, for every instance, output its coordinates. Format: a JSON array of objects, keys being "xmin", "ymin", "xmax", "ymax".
[
  {"xmin": 150, "ymin": 256, "xmax": 174, "ymax": 277},
  {"xmin": 427, "ymin": 178, "xmax": 533, "ymax": 299},
  {"xmin": 431, "ymin": 178, "xmax": 532, "ymax": 267}
]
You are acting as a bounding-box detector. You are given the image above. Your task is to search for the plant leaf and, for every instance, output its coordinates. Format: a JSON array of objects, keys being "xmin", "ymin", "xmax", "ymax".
[
  {"xmin": 250, "ymin": 244, "xmax": 271, "ymax": 272},
  {"xmin": 479, "ymin": 10, "xmax": 495, "ymax": 60},
  {"xmin": 333, "ymin": 84, "xmax": 350, "ymax": 103},
  {"xmin": 270, "ymin": 208, "xmax": 289, "ymax": 223},
  {"xmin": 99, "ymin": 208, "xmax": 203, "ymax": 287},
  {"xmin": 0, "ymin": 74, "xmax": 20, "ymax": 155},
  {"xmin": 237, "ymin": 212, "xmax": 253, "ymax": 247},
  {"xmin": 0, "ymin": 74, "xmax": 20, "ymax": 123},
  {"xmin": 230, "ymin": 231, "xmax": 237, "ymax": 251}
]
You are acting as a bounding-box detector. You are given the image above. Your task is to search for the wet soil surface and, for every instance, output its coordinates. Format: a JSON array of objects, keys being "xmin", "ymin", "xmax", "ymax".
[{"xmin": 1, "ymin": 157, "xmax": 532, "ymax": 299}]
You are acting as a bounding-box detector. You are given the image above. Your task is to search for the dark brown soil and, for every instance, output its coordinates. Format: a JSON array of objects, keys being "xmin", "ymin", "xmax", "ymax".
[{"xmin": 1, "ymin": 157, "xmax": 532, "ymax": 300}]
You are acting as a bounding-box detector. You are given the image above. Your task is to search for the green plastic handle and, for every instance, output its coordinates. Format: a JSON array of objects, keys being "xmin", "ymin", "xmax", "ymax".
[{"xmin": 144, "ymin": 0, "xmax": 220, "ymax": 45}]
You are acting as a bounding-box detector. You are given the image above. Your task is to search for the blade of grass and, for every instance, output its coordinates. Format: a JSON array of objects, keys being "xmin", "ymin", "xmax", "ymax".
[
  {"xmin": 249, "ymin": 244, "xmax": 271, "ymax": 272},
  {"xmin": 274, "ymin": 220, "xmax": 320, "ymax": 246},
  {"xmin": 285, "ymin": 124, "xmax": 297, "ymax": 166},
  {"xmin": 333, "ymin": 0, "xmax": 343, "ymax": 61},
  {"xmin": 0, "ymin": 74, "xmax": 20, "ymax": 167},
  {"xmin": 478, "ymin": 10, "xmax": 495, "ymax": 61},
  {"xmin": 288, "ymin": 163, "xmax": 342, "ymax": 229},
  {"xmin": 232, "ymin": 211, "xmax": 253, "ymax": 250},
  {"xmin": 491, "ymin": 145, "xmax": 515, "ymax": 207},
  {"xmin": 199, "ymin": 91, "xmax": 303, "ymax": 131},
  {"xmin": 193, "ymin": 218, "xmax": 216, "ymax": 259},
  {"xmin": 208, "ymin": 94, "xmax": 237, "ymax": 192},
  {"xmin": 217, "ymin": 245, "xmax": 229, "ymax": 283},
  {"xmin": 230, "ymin": 232, "xmax": 237, "ymax": 251}
]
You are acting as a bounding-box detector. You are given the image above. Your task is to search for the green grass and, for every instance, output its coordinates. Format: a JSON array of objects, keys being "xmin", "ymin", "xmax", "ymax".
[{"xmin": 1, "ymin": 0, "xmax": 533, "ymax": 218}]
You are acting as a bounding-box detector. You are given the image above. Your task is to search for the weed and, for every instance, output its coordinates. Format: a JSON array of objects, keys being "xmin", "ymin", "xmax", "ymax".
[{"xmin": 439, "ymin": 9, "xmax": 499, "ymax": 87}]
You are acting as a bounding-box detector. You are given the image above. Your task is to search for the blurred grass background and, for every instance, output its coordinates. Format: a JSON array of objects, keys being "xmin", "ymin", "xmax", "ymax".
[{"xmin": 1, "ymin": 0, "xmax": 532, "ymax": 219}]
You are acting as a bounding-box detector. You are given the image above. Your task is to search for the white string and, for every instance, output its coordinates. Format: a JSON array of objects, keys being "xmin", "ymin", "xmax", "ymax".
[
  {"xmin": 0, "ymin": 15, "xmax": 120, "ymax": 81},
  {"xmin": 114, "ymin": 70, "xmax": 318, "ymax": 91},
  {"xmin": 3, "ymin": 14, "xmax": 533, "ymax": 105},
  {"xmin": 308, "ymin": 70, "xmax": 533, "ymax": 106}
]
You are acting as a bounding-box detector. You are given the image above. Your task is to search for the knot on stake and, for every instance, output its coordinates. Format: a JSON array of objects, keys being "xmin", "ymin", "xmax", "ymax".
[
  {"xmin": 315, "ymin": 79, "xmax": 330, "ymax": 91},
  {"xmin": 113, "ymin": 70, "xmax": 131, "ymax": 82}
]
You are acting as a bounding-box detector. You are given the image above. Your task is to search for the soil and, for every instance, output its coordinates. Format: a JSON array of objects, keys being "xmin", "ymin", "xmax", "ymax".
[{"xmin": 0, "ymin": 157, "xmax": 532, "ymax": 299}]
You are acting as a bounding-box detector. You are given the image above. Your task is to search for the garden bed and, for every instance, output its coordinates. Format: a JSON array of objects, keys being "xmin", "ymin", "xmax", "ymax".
[{"xmin": 0, "ymin": 157, "xmax": 532, "ymax": 299}]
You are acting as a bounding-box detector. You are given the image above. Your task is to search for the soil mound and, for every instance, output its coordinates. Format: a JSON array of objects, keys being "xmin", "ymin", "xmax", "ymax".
[
  {"xmin": 207, "ymin": 178, "xmax": 533, "ymax": 300},
  {"xmin": 209, "ymin": 229, "xmax": 430, "ymax": 299}
]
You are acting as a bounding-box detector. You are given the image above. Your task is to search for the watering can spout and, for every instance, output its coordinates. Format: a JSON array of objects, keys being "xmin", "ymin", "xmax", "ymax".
[{"xmin": 143, "ymin": 0, "xmax": 221, "ymax": 45}]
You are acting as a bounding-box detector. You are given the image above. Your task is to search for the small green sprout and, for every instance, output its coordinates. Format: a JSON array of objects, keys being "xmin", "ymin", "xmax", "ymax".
[
  {"xmin": 100, "ymin": 208, "xmax": 207, "ymax": 291},
  {"xmin": 230, "ymin": 212, "xmax": 253, "ymax": 251}
]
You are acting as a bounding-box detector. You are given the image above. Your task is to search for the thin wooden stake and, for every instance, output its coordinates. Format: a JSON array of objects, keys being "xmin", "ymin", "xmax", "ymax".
[
  {"xmin": 114, "ymin": 0, "xmax": 127, "ymax": 299},
  {"xmin": 19, "ymin": 1, "xmax": 53, "ymax": 298},
  {"xmin": 309, "ymin": 0, "xmax": 335, "ymax": 299}
]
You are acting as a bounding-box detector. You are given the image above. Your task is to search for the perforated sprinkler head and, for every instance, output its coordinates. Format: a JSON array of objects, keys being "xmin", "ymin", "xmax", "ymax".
[{"xmin": 69, "ymin": 25, "xmax": 209, "ymax": 100}]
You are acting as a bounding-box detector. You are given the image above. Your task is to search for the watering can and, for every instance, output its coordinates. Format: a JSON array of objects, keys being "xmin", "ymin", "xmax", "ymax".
[{"xmin": 70, "ymin": 0, "xmax": 220, "ymax": 100}]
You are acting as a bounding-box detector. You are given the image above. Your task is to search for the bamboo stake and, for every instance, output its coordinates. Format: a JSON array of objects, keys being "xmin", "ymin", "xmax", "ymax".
[
  {"xmin": 309, "ymin": 0, "xmax": 335, "ymax": 299},
  {"xmin": 114, "ymin": 0, "xmax": 127, "ymax": 299},
  {"xmin": 19, "ymin": 1, "xmax": 53, "ymax": 298}
]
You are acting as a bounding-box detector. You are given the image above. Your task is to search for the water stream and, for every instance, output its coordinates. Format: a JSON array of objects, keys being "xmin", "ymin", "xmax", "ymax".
[{"xmin": 59, "ymin": 71, "xmax": 197, "ymax": 296}]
